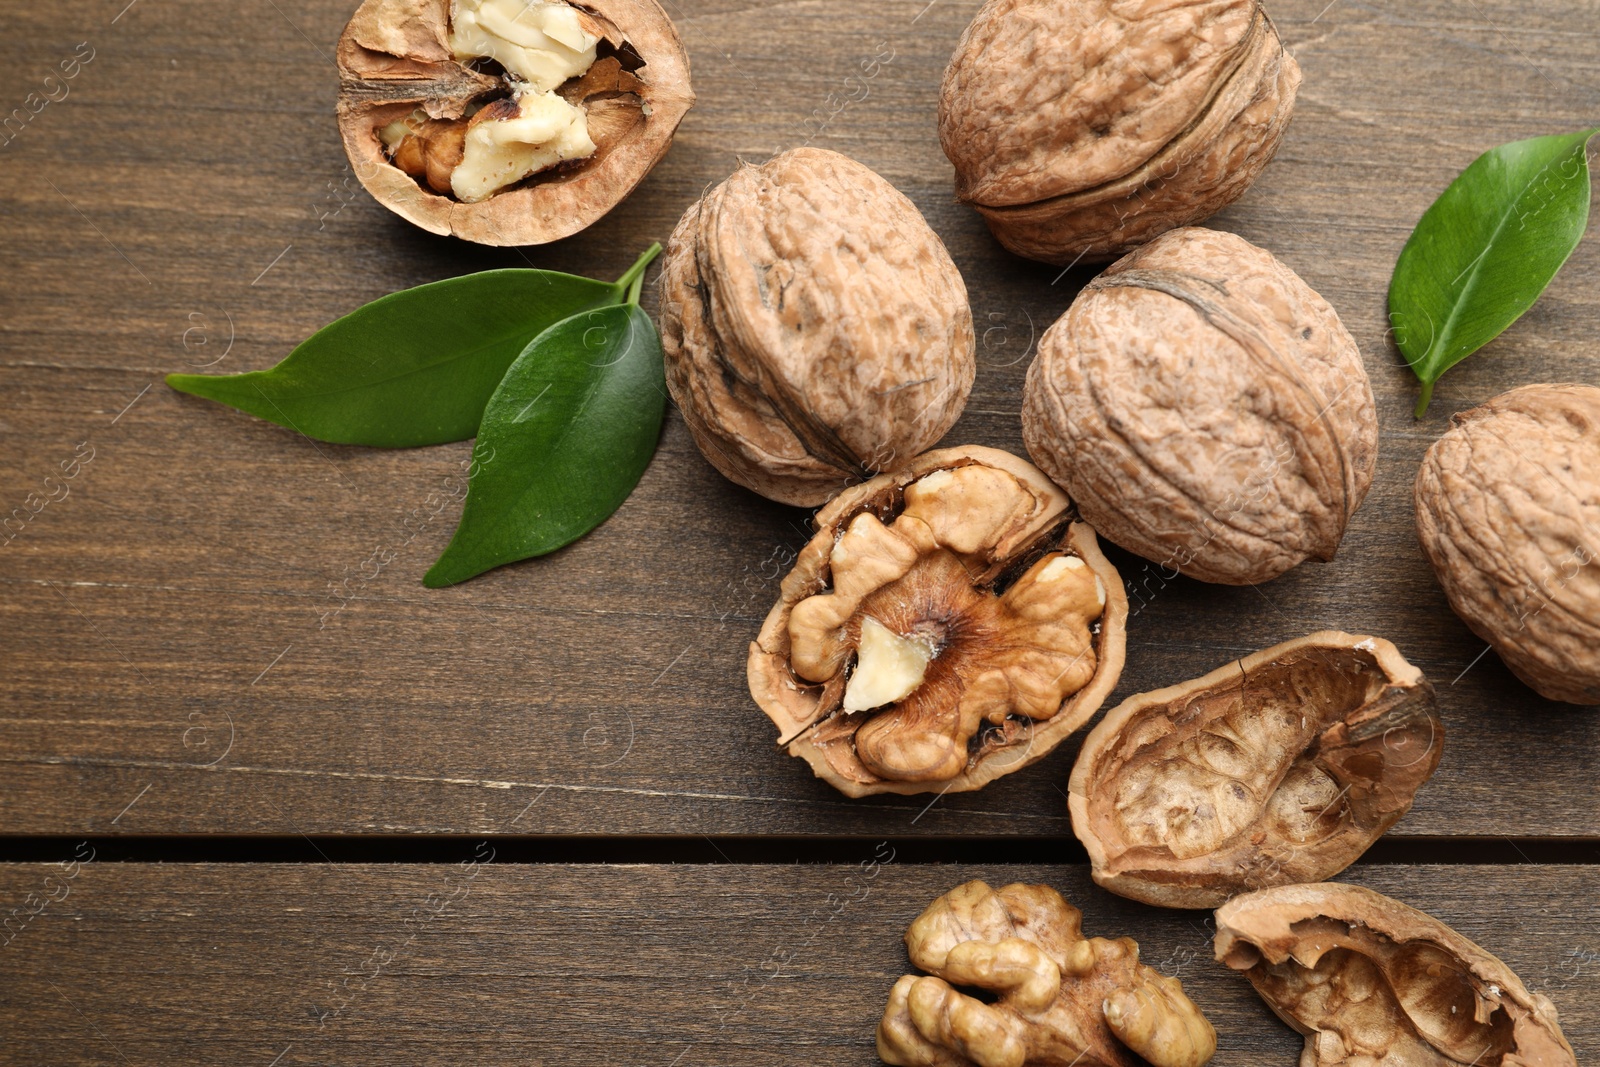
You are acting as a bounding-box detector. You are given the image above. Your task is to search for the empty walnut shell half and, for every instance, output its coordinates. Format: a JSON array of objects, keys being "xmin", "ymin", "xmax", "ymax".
[
  {"xmin": 661, "ymin": 148, "xmax": 976, "ymax": 507},
  {"xmin": 880, "ymin": 880, "xmax": 1217, "ymax": 1067},
  {"xmin": 939, "ymin": 0, "xmax": 1300, "ymax": 264},
  {"xmin": 1069, "ymin": 632, "xmax": 1442, "ymax": 909},
  {"xmin": 1022, "ymin": 227, "xmax": 1378, "ymax": 586},
  {"xmin": 748, "ymin": 446, "xmax": 1127, "ymax": 797},
  {"xmin": 336, "ymin": 0, "xmax": 693, "ymax": 245},
  {"xmin": 1214, "ymin": 883, "xmax": 1577, "ymax": 1067},
  {"xmin": 1416, "ymin": 383, "xmax": 1600, "ymax": 705}
]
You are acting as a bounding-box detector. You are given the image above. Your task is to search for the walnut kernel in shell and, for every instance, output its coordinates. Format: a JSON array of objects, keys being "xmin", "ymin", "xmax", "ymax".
[
  {"xmin": 939, "ymin": 0, "xmax": 1300, "ymax": 264},
  {"xmin": 748, "ymin": 446, "xmax": 1127, "ymax": 797},
  {"xmin": 660, "ymin": 148, "xmax": 976, "ymax": 507},
  {"xmin": 1415, "ymin": 383, "xmax": 1600, "ymax": 705},
  {"xmin": 1070, "ymin": 632, "xmax": 1442, "ymax": 909},
  {"xmin": 337, "ymin": 0, "xmax": 692, "ymax": 245},
  {"xmin": 1022, "ymin": 227, "xmax": 1377, "ymax": 586}
]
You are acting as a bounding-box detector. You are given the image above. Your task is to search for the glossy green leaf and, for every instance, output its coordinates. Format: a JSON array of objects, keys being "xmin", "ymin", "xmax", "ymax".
[
  {"xmin": 165, "ymin": 252, "xmax": 660, "ymax": 447},
  {"xmin": 1390, "ymin": 128, "xmax": 1597, "ymax": 416},
  {"xmin": 424, "ymin": 302, "xmax": 665, "ymax": 587}
]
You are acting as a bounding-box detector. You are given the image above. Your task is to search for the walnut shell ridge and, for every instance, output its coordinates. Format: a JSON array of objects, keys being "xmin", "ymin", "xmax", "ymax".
[
  {"xmin": 1022, "ymin": 227, "xmax": 1378, "ymax": 586},
  {"xmin": 939, "ymin": 0, "xmax": 1300, "ymax": 264},
  {"xmin": 336, "ymin": 0, "xmax": 693, "ymax": 245},
  {"xmin": 660, "ymin": 148, "xmax": 976, "ymax": 507},
  {"xmin": 1415, "ymin": 383, "xmax": 1600, "ymax": 705}
]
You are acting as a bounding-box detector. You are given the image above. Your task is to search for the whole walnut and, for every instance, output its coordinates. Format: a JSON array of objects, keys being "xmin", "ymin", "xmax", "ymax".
[
  {"xmin": 660, "ymin": 148, "xmax": 976, "ymax": 507},
  {"xmin": 939, "ymin": 0, "xmax": 1300, "ymax": 265},
  {"xmin": 336, "ymin": 0, "xmax": 693, "ymax": 245},
  {"xmin": 1022, "ymin": 227, "xmax": 1377, "ymax": 586},
  {"xmin": 1415, "ymin": 383, "xmax": 1600, "ymax": 705}
]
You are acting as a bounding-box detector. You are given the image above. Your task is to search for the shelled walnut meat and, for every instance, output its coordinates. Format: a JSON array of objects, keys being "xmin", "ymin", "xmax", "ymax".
[
  {"xmin": 1215, "ymin": 883, "xmax": 1577, "ymax": 1066},
  {"xmin": 1070, "ymin": 632, "xmax": 1442, "ymax": 909},
  {"xmin": 661, "ymin": 148, "xmax": 976, "ymax": 507},
  {"xmin": 880, "ymin": 880, "xmax": 1216, "ymax": 1067},
  {"xmin": 1416, "ymin": 383, "xmax": 1600, "ymax": 705},
  {"xmin": 749, "ymin": 446, "xmax": 1127, "ymax": 796},
  {"xmin": 336, "ymin": 0, "xmax": 692, "ymax": 244},
  {"xmin": 1023, "ymin": 228, "xmax": 1378, "ymax": 585},
  {"xmin": 939, "ymin": 0, "xmax": 1300, "ymax": 264}
]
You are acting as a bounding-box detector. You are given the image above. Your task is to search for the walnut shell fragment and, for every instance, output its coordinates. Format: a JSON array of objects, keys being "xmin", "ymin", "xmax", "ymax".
[
  {"xmin": 661, "ymin": 148, "xmax": 976, "ymax": 507},
  {"xmin": 880, "ymin": 880, "xmax": 1216, "ymax": 1067},
  {"xmin": 748, "ymin": 446, "xmax": 1127, "ymax": 796},
  {"xmin": 1070, "ymin": 632, "xmax": 1442, "ymax": 909},
  {"xmin": 938, "ymin": 0, "xmax": 1300, "ymax": 264},
  {"xmin": 336, "ymin": 0, "xmax": 693, "ymax": 245},
  {"xmin": 1214, "ymin": 883, "xmax": 1577, "ymax": 1067},
  {"xmin": 1415, "ymin": 383, "xmax": 1600, "ymax": 705},
  {"xmin": 1022, "ymin": 228, "xmax": 1378, "ymax": 585}
]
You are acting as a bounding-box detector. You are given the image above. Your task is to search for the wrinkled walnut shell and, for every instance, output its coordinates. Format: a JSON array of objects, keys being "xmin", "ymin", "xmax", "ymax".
[
  {"xmin": 1070, "ymin": 632, "xmax": 1442, "ymax": 909},
  {"xmin": 1215, "ymin": 883, "xmax": 1577, "ymax": 1066},
  {"xmin": 880, "ymin": 880, "xmax": 1216, "ymax": 1067},
  {"xmin": 1415, "ymin": 383, "xmax": 1600, "ymax": 705},
  {"xmin": 336, "ymin": 0, "xmax": 693, "ymax": 245},
  {"xmin": 749, "ymin": 446, "xmax": 1127, "ymax": 797},
  {"xmin": 939, "ymin": 0, "xmax": 1300, "ymax": 264},
  {"xmin": 1022, "ymin": 227, "xmax": 1378, "ymax": 585},
  {"xmin": 661, "ymin": 148, "xmax": 976, "ymax": 507}
]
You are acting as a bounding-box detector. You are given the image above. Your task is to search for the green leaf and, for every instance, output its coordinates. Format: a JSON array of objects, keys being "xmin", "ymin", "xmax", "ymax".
[
  {"xmin": 1390, "ymin": 128, "xmax": 1597, "ymax": 417},
  {"xmin": 165, "ymin": 246, "xmax": 662, "ymax": 447},
  {"xmin": 423, "ymin": 302, "xmax": 665, "ymax": 587}
]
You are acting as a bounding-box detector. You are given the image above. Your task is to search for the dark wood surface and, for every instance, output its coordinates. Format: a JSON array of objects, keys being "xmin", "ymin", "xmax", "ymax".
[
  {"xmin": 2, "ymin": 0, "xmax": 1598, "ymax": 841},
  {"xmin": 1, "ymin": 862, "xmax": 1595, "ymax": 1065}
]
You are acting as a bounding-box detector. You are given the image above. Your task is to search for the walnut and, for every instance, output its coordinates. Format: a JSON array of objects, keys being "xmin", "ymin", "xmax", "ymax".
[
  {"xmin": 748, "ymin": 446, "xmax": 1127, "ymax": 796},
  {"xmin": 1415, "ymin": 384, "xmax": 1600, "ymax": 705},
  {"xmin": 938, "ymin": 0, "xmax": 1300, "ymax": 265},
  {"xmin": 336, "ymin": 0, "xmax": 692, "ymax": 245},
  {"xmin": 879, "ymin": 880, "xmax": 1216, "ymax": 1067},
  {"xmin": 1214, "ymin": 883, "xmax": 1577, "ymax": 1067},
  {"xmin": 659, "ymin": 148, "xmax": 976, "ymax": 507},
  {"xmin": 1070, "ymin": 632, "xmax": 1442, "ymax": 909},
  {"xmin": 1022, "ymin": 227, "xmax": 1377, "ymax": 586}
]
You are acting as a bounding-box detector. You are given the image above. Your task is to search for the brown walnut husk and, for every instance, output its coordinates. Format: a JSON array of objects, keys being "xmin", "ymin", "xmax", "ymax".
[
  {"xmin": 1415, "ymin": 383, "xmax": 1600, "ymax": 705},
  {"xmin": 939, "ymin": 0, "xmax": 1300, "ymax": 265},
  {"xmin": 879, "ymin": 880, "xmax": 1217, "ymax": 1067},
  {"xmin": 748, "ymin": 446, "xmax": 1127, "ymax": 797},
  {"xmin": 1070, "ymin": 632, "xmax": 1442, "ymax": 909},
  {"xmin": 1214, "ymin": 883, "xmax": 1577, "ymax": 1067},
  {"xmin": 660, "ymin": 148, "xmax": 976, "ymax": 507},
  {"xmin": 1022, "ymin": 227, "xmax": 1377, "ymax": 586},
  {"xmin": 336, "ymin": 0, "xmax": 692, "ymax": 245}
]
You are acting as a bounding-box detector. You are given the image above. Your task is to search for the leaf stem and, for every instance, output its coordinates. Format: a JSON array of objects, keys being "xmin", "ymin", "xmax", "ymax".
[
  {"xmin": 615, "ymin": 243, "xmax": 663, "ymax": 306},
  {"xmin": 1414, "ymin": 380, "xmax": 1435, "ymax": 419}
]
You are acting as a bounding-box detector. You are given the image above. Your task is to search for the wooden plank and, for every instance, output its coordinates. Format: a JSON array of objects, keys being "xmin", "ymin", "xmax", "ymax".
[
  {"xmin": 2, "ymin": 0, "xmax": 1598, "ymax": 836},
  {"xmin": 1, "ymin": 861, "xmax": 1595, "ymax": 1065}
]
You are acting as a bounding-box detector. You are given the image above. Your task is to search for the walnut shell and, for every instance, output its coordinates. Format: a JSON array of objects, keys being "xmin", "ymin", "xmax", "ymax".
[
  {"xmin": 938, "ymin": 0, "xmax": 1300, "ymax": 265},
  {"xmin": 1415, "ymin": 383, "xmax": 1600, "ymax": 705},
  {"xmin": 748, "ymin": 446, "xmax": 1127, "ymax": 797},
  {"xmin": 1214, "ymin": 883, "xmax": 1577, "ymax": 1067},
  {"xmin": 336, "ymin": 0, "xmax": 693, "ymax": 245},
  {"xmin": 1069, "ymin": 632, "xmax": 1442, "ymax": 909},
  {"xmin": 660, "ymin": 148, "xmax": 976, "ymax": 507},
  {"xmin": 1022, "ymin": 227, "xmax": 1378, "ymax": 585}
]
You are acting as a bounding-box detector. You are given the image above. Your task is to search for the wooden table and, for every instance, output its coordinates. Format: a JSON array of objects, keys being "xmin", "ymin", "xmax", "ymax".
[{"xmin": 2, "ymin": 0, "xmax": 1596, "ymax": 1062}]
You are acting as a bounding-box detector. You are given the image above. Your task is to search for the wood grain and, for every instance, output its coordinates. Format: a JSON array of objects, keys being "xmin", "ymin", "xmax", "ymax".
[
  {"xmin": 2, "ymin": 861, "xmax": 1596, "ymax": 1065},
  {"xmin": 1, "ymin": 0, "xmax": 1597, "ymax": 836}
]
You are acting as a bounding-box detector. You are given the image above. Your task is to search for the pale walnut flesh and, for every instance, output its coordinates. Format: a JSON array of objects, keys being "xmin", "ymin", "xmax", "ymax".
[
  {"xmin": 748, "ymin": 446, "xmax": 1129, "ymax": 798},
  {"xmin": 1214, "ymin": 883, "xmax": 1577, "ymax": 1067},
  {"xmin": 879, "ymin": 880, "xmax": 1216, "ymax": 1067},
  {"xmin": 1070, "ymin": 633, "xmax": 1442, "ymax": 909}
]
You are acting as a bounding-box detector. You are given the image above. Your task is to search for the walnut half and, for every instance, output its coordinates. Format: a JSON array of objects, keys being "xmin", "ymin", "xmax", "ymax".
[
  {"xmin": 880, "ymin": 880, "xmax": 1217, "ymax": 1067},
  {"xmin": 748, "ymin": 446, "xmax": 1128, "ymax": 797},
  {"xmin": 1214, "ymin": 883, "xmax": 1577, "ymax": 1067}
]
